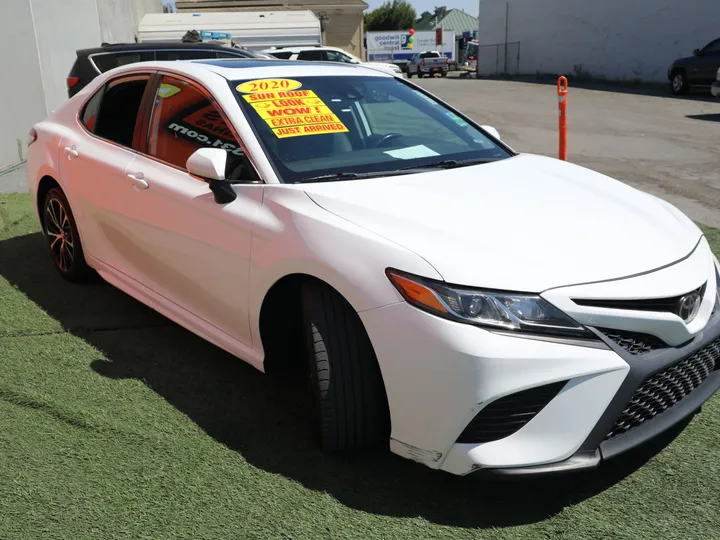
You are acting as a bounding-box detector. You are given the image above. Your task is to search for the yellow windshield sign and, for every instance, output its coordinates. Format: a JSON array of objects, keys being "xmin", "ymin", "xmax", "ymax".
[{"xmin": 243, "ymin": 89, "xmax": 349, "ymax": 139}]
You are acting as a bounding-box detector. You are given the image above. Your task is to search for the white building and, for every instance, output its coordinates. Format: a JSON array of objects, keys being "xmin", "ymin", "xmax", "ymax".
[
  {"xmin": 0, "ymin": 0, "xmax": 162, "ymax": 170},
  {"xmin": 477, "ymin": 0, "xmax": 718, "ymax": 82}
]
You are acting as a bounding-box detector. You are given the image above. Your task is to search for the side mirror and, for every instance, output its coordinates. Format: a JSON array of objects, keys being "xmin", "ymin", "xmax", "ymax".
[
  {"xmin": 481, "ymin": 125, "xmax": 501, "ymax": 140},
  {"xmin": 693, "ymin": 48, "xmax": 701, "ymax": 56},
  {"xmin": 186, "ymin": 148, "xmax": 237, "ymax": 204}
]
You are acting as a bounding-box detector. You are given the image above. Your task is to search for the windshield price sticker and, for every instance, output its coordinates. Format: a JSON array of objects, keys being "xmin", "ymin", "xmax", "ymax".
[{"xmin": 242, "ymin": 89, "xmax": 349, "ymax": 138}]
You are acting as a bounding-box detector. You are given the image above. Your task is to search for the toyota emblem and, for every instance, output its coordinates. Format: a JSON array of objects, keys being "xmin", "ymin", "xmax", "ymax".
[{"xmin": 677, "ymin": 292, "xmax": 702, "ymax": 323}]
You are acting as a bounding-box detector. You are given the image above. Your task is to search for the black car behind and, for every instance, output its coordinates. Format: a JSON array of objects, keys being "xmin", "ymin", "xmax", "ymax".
[
  {"xmin": 67, "ymin": 42, "xmax": 273, "ymax": 97},
  {"xmin": 668, "ymin": 38, "xmax": 720, "ymax": 95}
]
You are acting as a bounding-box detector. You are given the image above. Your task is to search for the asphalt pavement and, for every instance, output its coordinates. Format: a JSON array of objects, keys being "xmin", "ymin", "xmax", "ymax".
[{"xmin": 416, "ymin": 77, "xmax": 720, "ymax": 228}]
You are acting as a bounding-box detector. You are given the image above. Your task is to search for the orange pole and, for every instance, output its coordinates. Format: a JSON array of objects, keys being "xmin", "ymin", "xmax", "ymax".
[{"xmin": 557, "ymin": 76, "xmax": 568, "ymax": 161}]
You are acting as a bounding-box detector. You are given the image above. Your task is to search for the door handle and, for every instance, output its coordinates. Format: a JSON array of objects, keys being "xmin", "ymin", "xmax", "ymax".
[
  {"xmin": 64, "ymin": 145, "xmax": 79, "ymax": 159},
  {"xmin": 127, "ymin": 172, "xmax": 149, "ymax": 190}
]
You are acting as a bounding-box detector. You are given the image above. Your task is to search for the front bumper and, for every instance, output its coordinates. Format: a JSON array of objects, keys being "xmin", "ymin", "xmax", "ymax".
[
  {"xmin": 360, "ymin": 241, "xmax": 720, "ymax": 476},
  {"xmin": 711, "ymin": 82, "xmax": 720, "ymax": 98}
]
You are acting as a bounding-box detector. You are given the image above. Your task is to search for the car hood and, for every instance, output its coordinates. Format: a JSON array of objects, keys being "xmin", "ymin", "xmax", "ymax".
[
  {"xmin": 302, "ymin": 154, "xmax": 702, "ymax": 292},
  {"xmin": 673, "ymin": 55, "xmax": 696, "ymax": 66}
]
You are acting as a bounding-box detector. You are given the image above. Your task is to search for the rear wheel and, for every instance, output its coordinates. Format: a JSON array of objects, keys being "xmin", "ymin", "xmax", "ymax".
[
  {"xmin": 671, "ymin": 70, "xmax": 688, "ymax": 95},
  {"xmin": 43, "ymin": 187, "xmax": 92, "ymax": 282},
  {"xmin": 301, "ymin": 281, "xmax": 389, "ymax": 451}
]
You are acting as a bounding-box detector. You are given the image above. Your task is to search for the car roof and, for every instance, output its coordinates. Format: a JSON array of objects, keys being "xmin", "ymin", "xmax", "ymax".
[
  {"xmin": 102, "ymin": 58, "xmax": 392, "ymax": 82},
  {"xmin": 191, "ymin": 58, "xmax": 390, "ymax": 79},
  {"xmin": 77, "ymin": 41, "xmax": 245, "ymax": 56}
]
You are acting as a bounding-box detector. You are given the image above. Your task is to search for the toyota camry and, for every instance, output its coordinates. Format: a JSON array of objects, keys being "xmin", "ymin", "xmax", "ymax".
[{"xmin": 27, "ymin": 58, "xmax": 720, "ymax": 476}]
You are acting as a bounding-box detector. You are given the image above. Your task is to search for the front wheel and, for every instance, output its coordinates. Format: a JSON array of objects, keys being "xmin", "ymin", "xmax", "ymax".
[
  {"xmin": 407, "ymin": 71, "xmax": 413, "ymax": 78},
  {"xmin": 43, "ymin": 187, "xmax": 92, "ymax": 282},
  {"xmin": 671, "ymin": 71, "xmax": 688, "ymax": 95},
  {"xmin": 301, "ymin": 281, "xmax": 390, "ymax": 451}
]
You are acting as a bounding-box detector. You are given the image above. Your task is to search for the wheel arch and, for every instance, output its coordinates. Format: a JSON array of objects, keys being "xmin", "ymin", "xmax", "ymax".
[{"xmin": 257, "ymin": 271, "xmax": 379, "ymax": 373}]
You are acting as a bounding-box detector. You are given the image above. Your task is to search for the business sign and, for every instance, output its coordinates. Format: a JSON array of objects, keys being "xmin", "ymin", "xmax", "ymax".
[{"xmin": 366, "ymin": 30, "xmax": 455, "ymax": 62}]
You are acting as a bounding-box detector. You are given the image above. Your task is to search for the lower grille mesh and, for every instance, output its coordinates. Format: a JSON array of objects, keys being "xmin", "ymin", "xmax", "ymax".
[
  {"xmin": 457, "ymin": 381, "xmax": 567, "ymax": 444},
  {"xmin": 599, "ymin": 329, "xmax": 667, "ymax": 355},
  {"xmin": 605, "ymin": 338, "xmax": 720, "ymax": 440}
]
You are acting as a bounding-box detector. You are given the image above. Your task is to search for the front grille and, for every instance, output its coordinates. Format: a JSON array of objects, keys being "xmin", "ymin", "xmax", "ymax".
[
  {"xmin": 599, "ymin": 328, "xmax": 667, "ymax": 355},
  {"xmin": 457, "ymin": 381, "xmax": 567, "ymax": 444},
  {"xmin": 605, "ymin": 338, "xmax": 720, "ymax": 439},
  {"xmin": 574, "ymin": 284, "xmax": 705, "ymax": 314}
]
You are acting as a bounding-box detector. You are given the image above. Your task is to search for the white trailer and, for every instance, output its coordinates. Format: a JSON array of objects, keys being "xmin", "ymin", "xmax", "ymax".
[
  {"xmin": 366, "ymin": 30, "xmax": 456, "ymax": 65},
  {"xmin": 137, "ymin": 11, "xmax": 322, "ymax": 50}
]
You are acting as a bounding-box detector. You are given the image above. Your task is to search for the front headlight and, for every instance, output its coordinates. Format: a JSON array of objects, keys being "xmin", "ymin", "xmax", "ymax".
[{"xmin": 387, "ymin": 269, "xmax": 595, "ymax": 338}]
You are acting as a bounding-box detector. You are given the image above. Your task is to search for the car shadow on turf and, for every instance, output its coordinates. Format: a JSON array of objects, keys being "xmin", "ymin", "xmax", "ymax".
[{"xmin": 0, "ymin": 231, "xmax": 693, "ymax": 529}]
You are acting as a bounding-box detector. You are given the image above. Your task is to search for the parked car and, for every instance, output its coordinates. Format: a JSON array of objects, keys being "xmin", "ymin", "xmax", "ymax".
[
  {"xmin": 262, "ymin": 45, "xmax": 403, "ymax": 77},
  {"xmin": 406, "ymin": 51, "xmax": 450, "ymax": 78},
  {"xmin": 67, "ymin": 41, "xmax": 273, "ymax": 97},
  {"xmin": 668, "ymin": 38, "xmax": 720, "ymax": 95},
  {"xmin": 712, "ymin": 67, "xmax": 720, "ymax": 98},
  {"xmin": 28, "ymin": 59, "xmax": 720, "ymax": 476}
]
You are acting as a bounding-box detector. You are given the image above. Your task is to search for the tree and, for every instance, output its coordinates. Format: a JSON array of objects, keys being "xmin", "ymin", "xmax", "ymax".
[{"xmin": 364, "ymin": 0, "xmax": 416, "ymax": 31}]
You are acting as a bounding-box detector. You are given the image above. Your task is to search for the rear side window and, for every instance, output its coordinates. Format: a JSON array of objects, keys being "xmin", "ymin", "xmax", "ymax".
[
  {"xmin": 268, "ymin": 51, "xmax": 293, "ymax": 59},
  {"xmin": 92, "ymin": 52, "xmax": 154, "ymax": 72},
  {"xmin": 93, "ymin": 75, "xmax": 150, "ymax": 148},
  {"xmin": 155, "ymin": 50, "xmax": 218, "ymax": 61},
  {"xmin": 81, "ymin": 87, "xmax": 103, "ymax": 132},
  {"xmin": 297, "ymin": 50, "xmax": 324, "ymax": 61}
]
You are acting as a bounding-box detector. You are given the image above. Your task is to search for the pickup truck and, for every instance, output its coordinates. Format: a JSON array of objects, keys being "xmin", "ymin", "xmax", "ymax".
[{"xmin": 406, "ymin": 51, "xmax": 449, "ymax": 78}]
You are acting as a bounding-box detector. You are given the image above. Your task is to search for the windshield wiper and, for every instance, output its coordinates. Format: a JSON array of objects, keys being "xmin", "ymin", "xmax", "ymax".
[
  {"xmin": 297, "ymin": 170, "xmax": 420, "ymax": 183},
  {"xmin": 401, "ymin": 158, "xmax": 497, "ymax": 171}
]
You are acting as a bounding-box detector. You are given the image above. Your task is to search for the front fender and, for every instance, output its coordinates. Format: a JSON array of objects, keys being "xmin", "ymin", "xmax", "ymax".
[{"xmin": 247, "ymin": 185, "xmax": 442, "ymax": 356}]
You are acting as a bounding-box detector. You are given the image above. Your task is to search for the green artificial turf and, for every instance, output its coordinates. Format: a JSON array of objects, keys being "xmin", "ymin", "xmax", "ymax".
[{"xmin": 0, "ymin": 192, "xmax": 719, "ymax": 539}]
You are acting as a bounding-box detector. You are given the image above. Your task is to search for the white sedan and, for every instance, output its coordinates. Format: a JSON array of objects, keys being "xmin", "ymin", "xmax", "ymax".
[{"xmin": 27, "ymin": 59, "xmax": 720, "ymax": 476}]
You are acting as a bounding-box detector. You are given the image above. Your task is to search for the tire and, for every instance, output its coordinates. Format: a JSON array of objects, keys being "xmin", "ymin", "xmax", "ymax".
[
  {"xmin": 301, "ymin": 281, "xmax": 390, "ymax": 451},
  {"xmin": 671, "ymin": 70, "xmax": 688, "ymax": 95},
  {"xmin": 407, "ymin": 71, "xmax": 413, "ymax": 78},
  {"xmin": 43, "ymin": 187, "xmax": 92, "ymax": 282}
]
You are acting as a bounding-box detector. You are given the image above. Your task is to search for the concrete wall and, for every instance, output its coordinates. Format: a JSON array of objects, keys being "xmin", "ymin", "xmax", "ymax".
[
  {"xmin": 0, "ymin": 0, "xmax": 47, "ymax": 169},
  {"xmin": 97, "ymin": 0, "xmax": 162, "ymax": 43},
  {"xmin": 0, "ymin": 0, "xmax": 161, "ymax": 170},
  {"xmin": 478, "ymin": 0, "xmax": 719, "ymax": 82},
  {"xmin": 323, "ymin": 10, "xmax": 364, "ymax": 57},
  {"xmin": 31, "ymin": 0, "xmax": 103, "ymax": 115}
]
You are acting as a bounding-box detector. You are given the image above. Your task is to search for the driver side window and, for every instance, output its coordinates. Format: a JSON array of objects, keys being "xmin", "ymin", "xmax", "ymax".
[{"xmin": 146, "ymin": 75, "xmax": 258, "ymax": 182}]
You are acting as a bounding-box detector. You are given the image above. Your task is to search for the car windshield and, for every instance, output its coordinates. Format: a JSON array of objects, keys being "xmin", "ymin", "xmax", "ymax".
[{"xmin": 232, "ymin": 75, "xmax": 511, "ymax": 183}]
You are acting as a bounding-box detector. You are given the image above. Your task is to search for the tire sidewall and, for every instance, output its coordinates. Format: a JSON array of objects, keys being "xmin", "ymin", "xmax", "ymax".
[{"xmin": 43, "ymin": 187, "xmax": 89, "ymax": 281}]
